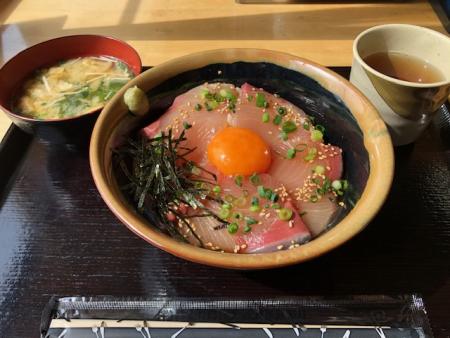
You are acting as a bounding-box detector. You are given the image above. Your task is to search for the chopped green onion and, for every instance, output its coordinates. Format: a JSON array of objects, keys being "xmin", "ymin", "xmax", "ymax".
[
  {"xmin": 264, "ymin": 188, "xmax": 274, "ymax": 200},
  {"xmin": 228, "ymin": 102, "xmax": 236, "ymax": 111},
  {"xmin": 280, "ymin": 131, "xmax": 288, "ymax": 141},
  {"xmin": 315, "ymin": 124, "xmax": 326, "ymax": 133},
  {"xmin": 342, "ymin": 180, "xmax": 349, "ymax": 190},
  {"xmin": 273, "ymin": 115, "xmax": 282, "ymax": 125},
  {"xmin": 244, "ymin": 225, "xmax": 252, "ymax": 233},
  {"xmin": 264, "ymin": 203, "xmax": 270, "ymax": 208},
  {"xmin": 250, "ymin": 205, "xmax": 261, "ymax": 212},
  {"xmin": 219, "ymin": 208, "xmax": 231, "ymax": 219},
  {"xmin": 257, "ymin": 185, "xmax": 266, "ymax": 198},
  {"xmin": 258, "ymin": 185, "xmax": 277, "ymax": 201},
  {"xmin": 234, "ymin": 196, "xmax": 247, "ymax": 207},
  {"xmin": 219, "ymin": 89, "xmax": 235, "ymax": 100},
  {"xmin": 323, "ymin": 178, "xmax": 331, "ymax": 192},
  {"xmin": 262, "ymin": 112, "xmax": 270, "ymax": 123},
  {"xmin": 302, "ymin": 122, "xmax": 310, "ymax": 130},
  {"xmin": 213, "ymin": 185, "xmax": 221, "ymax": 194},
  {"xmin": 214, "ymin": 93, "xmax": 224, "ymax": 102},
  {"xmin": 309, "ymin": 195, "xmax": 319, "ymax": 203},
  {"xmin": 233, "ymin": 212, "xmax": 243, "ymax": 219},
  {"xmin": 312, "ymin": 178, "xmax": 320, "ymax": 185},
  {"xmin": 304, "ymin": 147, "xmax": 318, "ymax": 162},
  {"xmin": 194, "ymin": 103, "xmax": 202, "ymax": 111},
  {"xmin": 251, "ymin": 196, "xmax": 259, "ymax": 206},
  {"xmin": 200, "ymin": 89, "xmax": 210, "ymax": 99},
  {"xmin": 316, "ymin": 177, "xmax": 331, "ymax": 196},
  {"xmin": 222, "ymin": 203, "xmax": 232, "ymax": 210},
  {"xmin": 256, "ymin": 93, "xmax": 267, "ymax": 108},
  {"xmin": 205, "ymin": 102, "xmax": 213, "ymax": 111},
  {"xmin": 269, "ymin": 191, "xmax": 279, "ymax": 202},
  {"xmin": 249, "ymin": 173, "xmax": 261, "ymax": 185},
  {"xmin": 183, "ymin": 121, "xmax": 192, "ymax": 130},
  {"xmin": 311, "ymin": 129, "xmax": 323, "ymax": 142},
  {"xmin": 331, "ymin": 180, "xmax": 342, "ymax": 191},
  {"xmin": 282, "ymin": 121, "xmax": 297, "ymax": 133},
  {"xmin": 299, "ymin": 211, "xmax": 307, "ymax": 217},
  {"xmin": 277, "ymin": 106, "xmax": 287, "ymax": 115},
  {"xmin": 206, "ymin": 100, "xmax": 219, "ymax": 110},
  {"xmin": 271, "ymin": 203, "xmax": 281, "ymax": 209},
  {"xmin": 247, "ymin": 95, "xmax": 253, "ymax": 102},
  {"xmin": 286, "ymin": 148, "xmax": 296, "ymax": 159},
  {"xmin": 277, "ymin": 208, "xmax": 293, "ymax": 221},
  {"xmin": 313, "ymin": 165, "xmax": 325, "ymax": 175},
  {"xmin": 245, "ymin": 216, "xmax": 258, "ymax": 225},
  {"xmin": 227, "ymin": 223, "xmax": 239, "ymax": 234},
  {"xmin": 234, "ymin": 175, "xmax": 243, "ymax": 187}
]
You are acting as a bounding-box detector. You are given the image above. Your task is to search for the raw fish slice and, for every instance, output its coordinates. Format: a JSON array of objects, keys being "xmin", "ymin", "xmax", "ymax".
[
  {"xmin": 180, "ymin": 174, "xmax": 311, "ymax": 253},
  {"xmin": 296, "ymin": 197, "xmax": 337, "ymax": 236},
  {"xmin": 142, "ymin": 83, "xmax": 238, "ymax": 164},
  {"xmin": 239, "ymin": 201, "xmax": 311, "ymax": 253},
  {"xmin": 269, "ymin": 143, "xmax": 342, "ymax": 190},
  {"xmin": 230, "ymin": 83, "xmax": 343, "ymax": 236},
  {"xmin": 230, "ymin": 83, "xmax": 316, "ymax": 151},
  {"xmin": 182, "ymin": 211, "xmax": 237, "ymax": 253},
  {"xmin": 268, "ymin": 143, "xmax": 342, "ymax": 236},
  {"xmin": 232, "ymin": 83, "xmax": 342, "ymax": 184}
]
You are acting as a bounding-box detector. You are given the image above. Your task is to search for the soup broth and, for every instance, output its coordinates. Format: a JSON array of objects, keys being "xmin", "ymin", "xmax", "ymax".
[
  {"xmin": 363, "ymin": 52, "xmax": 444, "ymax": 84},
  {"xmin": 15, "ymin": 56, "xmax": 133, "ymax": 120}
]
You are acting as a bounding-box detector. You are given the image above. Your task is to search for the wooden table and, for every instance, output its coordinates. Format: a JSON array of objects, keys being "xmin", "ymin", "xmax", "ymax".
[{"xmin": 0, "ymin": 0, "xmax": 447, "ymax": 139}]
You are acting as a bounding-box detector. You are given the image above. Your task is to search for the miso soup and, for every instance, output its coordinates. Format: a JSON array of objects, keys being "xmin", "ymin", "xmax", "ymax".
[{"xmin": 15, "ymin": 56, "xmax": 134, "ymax": 120}]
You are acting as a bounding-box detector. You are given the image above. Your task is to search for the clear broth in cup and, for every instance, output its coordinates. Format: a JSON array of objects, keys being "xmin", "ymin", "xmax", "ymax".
[{"xmin": 363, "ymin": 52, "xmax": 445, "ymax": 84}]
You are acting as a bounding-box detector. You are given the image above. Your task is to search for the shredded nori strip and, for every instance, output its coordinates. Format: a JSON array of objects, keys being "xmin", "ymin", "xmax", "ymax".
[{"xmin": 114, "ymin": 129, "xmax": 227, "ymax": 247}]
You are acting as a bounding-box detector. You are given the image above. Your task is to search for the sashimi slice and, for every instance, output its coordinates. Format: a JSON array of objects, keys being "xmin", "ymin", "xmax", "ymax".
[
  {"xmin": 179, "ymin": 174, "xmax": 311, "ymax": 253},
  {"xmin": 141, "ymin": 83, "xmax": 238, "ymax": 164},
  {"xmin": 269, "ymin": 143, "xmax": 342, "ymax": 190},
  {"xmin": 268, "ymin": 143, "xmax": 343, "ymax": 236},
  {"xmin": 296, "ymin": 197, "xmax": 338, "ymax": 236},
  {"xmin": 228, "ymin": 83, "xmax": 312, "ymax": 154},
  {"xmin": 230, "ymin": 83, "xmax": 343, "ymax": 236},
  {"xmin": 239, "ymin": 200, "xmax": 311, "ymax": 253}
]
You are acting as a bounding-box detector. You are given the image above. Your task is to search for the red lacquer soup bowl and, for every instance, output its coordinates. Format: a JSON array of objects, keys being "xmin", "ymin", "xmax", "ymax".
[{"xmin": 0, "ymin": 35, "xmax": 142, "ymax": 144}]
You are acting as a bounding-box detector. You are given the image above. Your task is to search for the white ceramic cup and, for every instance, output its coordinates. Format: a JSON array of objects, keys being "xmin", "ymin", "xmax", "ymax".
[{"xmin": 350, "ymin": 24, "xmax": 450, "ymax": 145}]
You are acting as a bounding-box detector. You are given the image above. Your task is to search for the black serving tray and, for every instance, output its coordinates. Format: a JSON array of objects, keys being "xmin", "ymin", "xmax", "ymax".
[{"xmin": 0, "ymin": 68, "xmax": 449, "ymax": 338}]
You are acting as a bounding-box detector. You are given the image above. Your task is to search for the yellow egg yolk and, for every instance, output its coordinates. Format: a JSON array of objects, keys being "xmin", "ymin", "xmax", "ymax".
[{"xmin": 207, "ymin": 127, "xmax": 271, "ymax": 176}]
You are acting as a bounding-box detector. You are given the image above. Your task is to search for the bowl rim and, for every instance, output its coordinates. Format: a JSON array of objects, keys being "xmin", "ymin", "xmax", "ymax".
[
  {"xmin": 0, "ymin": 34, "xmax": 142, "ymax": 123},
  {"xmin": 90, "ymin": 48, "xmax": 394, "ymax": 269}
]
